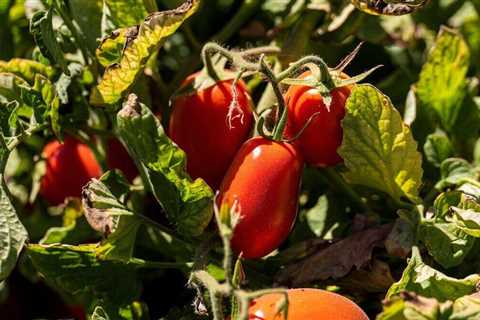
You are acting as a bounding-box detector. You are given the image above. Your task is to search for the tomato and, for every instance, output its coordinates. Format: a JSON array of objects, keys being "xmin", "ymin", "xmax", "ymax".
[
  {"xmin": 249, "ymin": 289, "xmax": 368, "ymax": 320},
  {"xmin": 106, "ymin": 138, "xmax": 138, "ymax": 182},
  {"xmin": 218, "ymin": 137, "xmax": 303, "ymax": 259},
  {"xmin": 40, "ymin": 136, "xmax": 101, "ymax": 205},
  {"xmin": 284, "ymin": 72, "xmax": 351, "ymax": 167},
  {"xmin": 169, "ymin": 73, "xmax": 254, "ymax": 189}
]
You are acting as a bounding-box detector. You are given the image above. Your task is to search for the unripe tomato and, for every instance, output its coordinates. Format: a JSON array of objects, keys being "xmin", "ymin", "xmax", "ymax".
[
  {"xmin": 40, "ymin": 136, "xmax": 101, "ymax": 205},
  {"xmin": 218, "ymin": 137, "xmax": 303, "ymax": 259},
  {"xmin": 285, "ymin": 72, "xmax": 351, "ymax": 167},
  {"xmin": 249, "ymin": 289, "xmax": 368, "ymax": 320},
  {"xmin": 169, "ymin": 73, "xmax": 254, "ymax": 189},
  {"xmin": 106, "ymin": 138, "xmax": 138, "ymax": 182}
]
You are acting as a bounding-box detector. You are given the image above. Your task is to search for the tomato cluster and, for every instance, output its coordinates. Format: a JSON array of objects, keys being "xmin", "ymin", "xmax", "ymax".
[{"xmin": 169, "ymin": 71, "xmax": 350, "ymax": 259}]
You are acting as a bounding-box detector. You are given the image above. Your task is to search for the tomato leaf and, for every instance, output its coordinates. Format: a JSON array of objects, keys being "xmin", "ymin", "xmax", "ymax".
[
  {"xmin": 386, "ymin": 246, "xmax": 480, "ymax": 301},
  {"xmin": 29, "ymin": 8, "xmax": 70, "ymax": 76},
  {"xmin": 96, "ymin": 28, "xmax": 131, "ymax": 67},
  {"xmin": 90, "ymin": 0, "xmax": 199, "ymax": 106},
  {"xmin": 436, "ymin": 158, "xmax": 479, "ymax": 190},
  {"xmin": 68, "ymin": 0, "xmax": 103, "ymax": 53},
  {"xmin": 82, "ymin": 170, "xmax": 141, "ymax": 262},
  {"xmin": 0, "ymin": 59, "xmax": 55, "ymax": 84},
  {"xmin": 26, "ymin": 243, "xmax": 142, "ymax": 319},
  {"xmin": 103, "ymin": 0, "xmax": 149, "ymax": 28},
  {"xmin": 0, "ymin": 136, "xmax": 28, "ymax": 282},
  {"xmin": 116, "ymin": 94, "xmax": 213, "ymax": 237},
  {"xmin": 338, "ymin": 84, "xmax": 423, "ymax": 204},
  {"xmin": 275, "ymin": 224, "xmax": 392, "ymax": 286},
  {"xmin": 415, "ymin": 27, "xmax": 470, "ymax": 132},
  {"xmin": 424, "ymin": 132, "xmax": 454, "ymax": 168},
  {"xmin": 419, "ymin": 221, "xmax": 475, "ymax": 269}
]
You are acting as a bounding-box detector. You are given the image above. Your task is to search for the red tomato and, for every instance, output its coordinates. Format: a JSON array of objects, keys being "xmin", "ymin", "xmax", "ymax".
[
  {"xmin": 40, "ymin": 136, "xmax": 101, "ymax": 205},
  {"xmin": 169, "ymin": 73, "xmax": 254, "ymax": 189},
  {"xmin": 218, "ymin": 137, "xmax": 303, "ymax": 259},
  {"xmin": 284, "ymin": 72, "xmax": 351, "ymax": 167},
  {"xmin": 249, "ymin": 289, "xmax": 368, "ymax": 320},
  {"xmin": 106, "ymin": 138, "xmax": 138, "ymax": 182}
]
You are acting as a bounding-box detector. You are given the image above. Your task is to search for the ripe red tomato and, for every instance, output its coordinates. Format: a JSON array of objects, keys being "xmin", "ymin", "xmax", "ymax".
[
  {"xmin": 40, "ymin": 136, "xmax": 101, "ymax": 205},
  {"xmin": 218, "ymin": 137, "xmax": 303, "ymax": 259},
  {"xmin": 284, "ymin": 72, "xmax": 351, "ymax": 167},
  {"xmin": 249, "ymin": 289, "xmax": 368, "ymax": 320},
  {"xmin": 106, "ymin": 138, "xmax": 138, "ymax": 182},
  {"xmin": 169, "ymin": 73, "xmax": 254, "ymax": 189}
]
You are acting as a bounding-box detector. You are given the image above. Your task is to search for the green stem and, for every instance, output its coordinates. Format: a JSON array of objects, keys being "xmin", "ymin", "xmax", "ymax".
[
  {"xmin": 276, "ymin": 55, "xmax": 335, "ymax": 89},
  {"xmin": 321, "ymin": 167, "xmax": 368, "ymax": 212},
  {"xmin": 259, "ymin": 57, "xmax": 288, "ymax": 141}
]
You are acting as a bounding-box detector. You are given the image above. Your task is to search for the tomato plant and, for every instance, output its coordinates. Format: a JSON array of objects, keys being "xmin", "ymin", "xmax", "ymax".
[{"xmin": 3, "ymin": 1, "xmax": 480, "ymax": 320}]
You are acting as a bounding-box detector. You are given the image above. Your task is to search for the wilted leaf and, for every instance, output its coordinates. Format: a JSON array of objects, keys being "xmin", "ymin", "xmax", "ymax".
[
  {"xmin": 416, "ymin": 27, "xmax": 470, "ymax": 131},
  {"xmin": 338, "ymin": 84, "xmax": 423, "ymax": 204},
  {"xmin": 385, "ymin": 210, "xmax": 418, "ymax": 258},
  {"xmin": 116, "ymin": 94, "xmax": 213, "ymax": 236},
  {"xmin": 276, "ymin": 224, "xmax": 392, "ymax": 286},
  {"xmin": 386, "ymin": 247, "xmax": 480, "ymax": 301},
  {"xmin": 96, "ymin": 27, "xmax": 132, "ymax": 67},
  {"xmin": 91, "ymin": 0, "xmax": 199, "ymax": 106},
  {"xmin": 82, "ymin": 171, "xmax": 140, "ymax": 261},
  {"xmin": 337, "ymin": 259, "xmax": 395, "ymax": 293}
]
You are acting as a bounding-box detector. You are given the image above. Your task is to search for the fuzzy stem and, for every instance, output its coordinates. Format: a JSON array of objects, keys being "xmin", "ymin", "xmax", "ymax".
[{"xmin": 276, "ymin": 55, "xmax": 335, "ymax": 89}]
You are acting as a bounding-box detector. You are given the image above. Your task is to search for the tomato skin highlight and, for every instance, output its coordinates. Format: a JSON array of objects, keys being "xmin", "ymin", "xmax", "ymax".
[
  {"xmin": 285, "ymin": 72, "xmax": 351, "ymax": 167},
  {"xmin": 40, "ymin": 137, "xmax": 102, "ymax": 205},
  {"xmin": 169, "ymin": 73, "xmax": 254, "ymax": 190},
  {"xmin": 249, "ymin": 288, "xmax": 368, "ymax": 320},
  {"xmin": 218, "ymin": 137, "xmax": 303, "ymax": 259}
]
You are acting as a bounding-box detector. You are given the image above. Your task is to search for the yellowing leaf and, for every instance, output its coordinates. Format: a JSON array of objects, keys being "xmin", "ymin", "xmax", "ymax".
[
  {"xmin": 338, "ymin": 84, "xmax": 423, "ymax": 204},
  {"xmin": 416, "ymin": 27, "xmax": 470, "ymax": 131},
  {"xmin": 0, "ymin": 59, "xmax": 55, "ymax": 84},
  {"xmin": 91, "ymin": 0, "xmax": 199, "ymax": 106}
]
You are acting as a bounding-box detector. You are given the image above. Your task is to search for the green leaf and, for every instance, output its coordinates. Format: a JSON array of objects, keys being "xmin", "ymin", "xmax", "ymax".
[
  {"xmin": 338, "ymin": 84, "xmax": 423, "ymax": 204},
  {"xmin": 451, "ymin": 294, "xmax": 480, "ymax": 319},
  {"xmin": 30, "ymin": 8, "xmax": 70, "ymax": 75},
  {"xmin": 436, "ymin": 158, "xmax": 478, "ymax": 190},
  {"xmin": 0, "ymin": 59, "xmax": 55, "ymax": 84},
  {"xmin": 90, "ymin": 0, "xmax": 199, "ymax": 106},
  {"xmin": 452, "ymin": 207, "xmax": 480, "ymax": 238},
  {"xmin": 0, "ymin": 135, "xmax": 28, "ymax": 281},
  {"xmin": 415, "ymin": 27, "xmax": 470, "ymax": 131},
  {"xmin": 27, "ymin": 243, "xmax": 142, "ymax": 319},
  {"xmin": 82, "ymin": 171, "xmax": 141, "ymax": 262},
  {"xmin": 419, "ymin": 221, "xmax": 474, "ymax": 268},
  {"xmin": 116, "ymin": 94, "xmax": 213, "ymax": 237},
  {"xmin": 386, "ymin": 247, "xmax": 480, "ymax": 302},
  {"xmin": 424, "ymin": 133, "xmax": 454, "ymax": 167},
  {"xmin": 103, "ymin": 0, "xmax": 149, "ymax": 27},
  {"xmin": 68, "ymin": 0, "xmax": 102, "ymax": 53}
]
